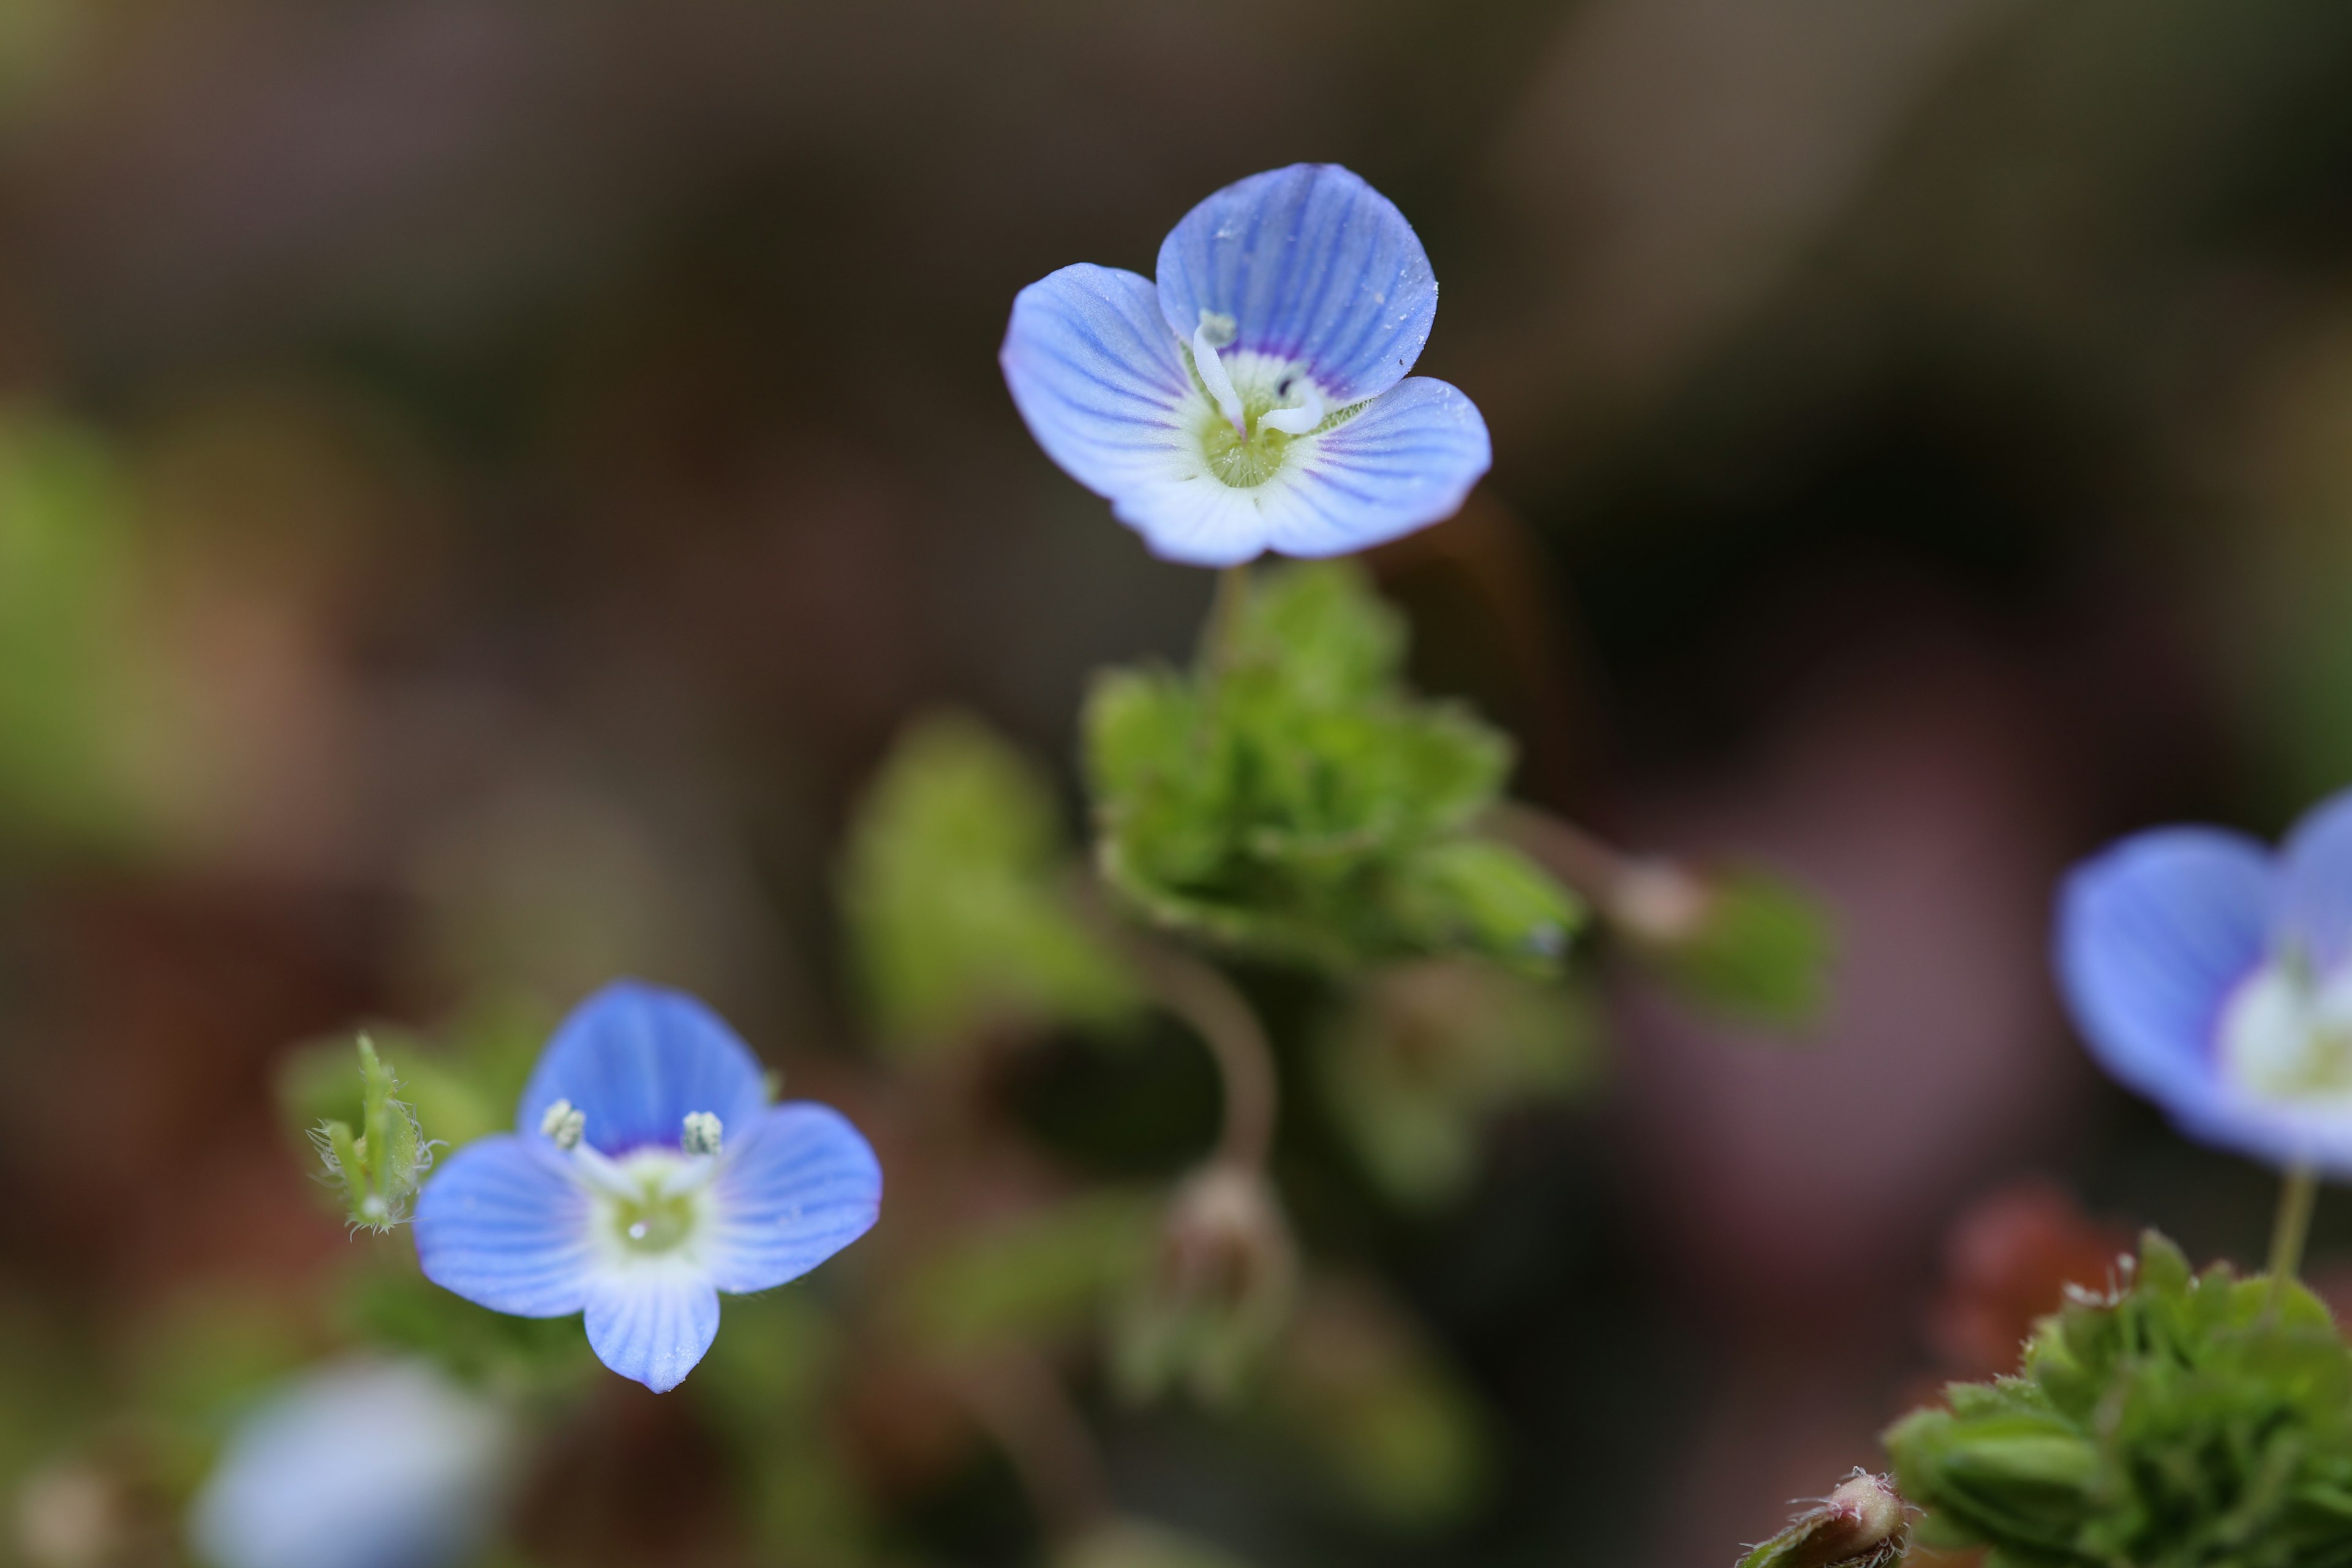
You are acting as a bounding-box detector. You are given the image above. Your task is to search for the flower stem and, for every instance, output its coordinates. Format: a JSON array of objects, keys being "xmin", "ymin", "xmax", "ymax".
[
  {"xmin": 1206, "ymin": 561, "xmax": 1254, "ymax": 677},
  {"xmin": 1121, "ymin": 927, "xmax": 1278, "ymax": 1171},
  {"xmin": 1490, "ymin": 802, "xmax": 1708, "ymax": 940},
  {"xmin": 1073, "ymin": 877, "xmax": 1277, "ymax": 1171},
  {"xmin": 2267, "ymin": 1161, "xmax": 2320, "ymax": 1309}
]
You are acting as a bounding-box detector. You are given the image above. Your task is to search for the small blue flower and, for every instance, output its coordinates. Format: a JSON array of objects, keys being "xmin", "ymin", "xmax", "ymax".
[
  {"xmin": 1001, "ymin": 164, "xmax": 1491, "ymax": 567},
  {"xmin": 413, "ymin": 981, "xmax": 881, "ymax": 1392},
  {"xmin": 2057, "ymin": 785, "xmax": 2352, "ymax": 1173},
  {"xmin": 189, "ymin": 1358, "xmax": 511, "ymax": 1568}
]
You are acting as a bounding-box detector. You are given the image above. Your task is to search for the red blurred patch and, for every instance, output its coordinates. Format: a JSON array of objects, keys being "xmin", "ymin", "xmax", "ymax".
[{"xmin": 1923, "ymin": 1180, "xmax": 2133, "ymax": 1381}]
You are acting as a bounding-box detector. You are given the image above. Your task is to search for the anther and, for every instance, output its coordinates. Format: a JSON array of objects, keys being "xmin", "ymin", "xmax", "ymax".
[
  {"xmin": 682, "ymin": 1111, "xmax": 723, "ymax": 1156},
  {"xmin": 1257, "ymin": 377, "xmax": 1326, "ymax": 436},
  {"xmin": 540, "ymin": 1099, "xmax": 586, "ymax": 1150},
  {"xmin": 1192, "ymin": 310, "xmax": 1246, "ymax": 435}
]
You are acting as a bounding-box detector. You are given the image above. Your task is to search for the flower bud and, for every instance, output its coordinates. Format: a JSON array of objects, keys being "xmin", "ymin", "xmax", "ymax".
[
  {"xmin": 309, "ymin": 1036, "xmax": 434, "ymax": 1233},
  {"xmin": 1736, "ymin": 1471, "xmax": 1910, "ymax": 1568},
  {"xmin": 1114, "ymin": 1165, "xmax": 1297, "ymax": 1406}
]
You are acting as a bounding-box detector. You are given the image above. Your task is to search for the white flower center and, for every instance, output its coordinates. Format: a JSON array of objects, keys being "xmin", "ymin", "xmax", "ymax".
[
  {"xmin": 562, "ymin": 1137, "xmax": 723, "ymax": 1263},
  {"xmin": 2220, "ymin": 959, "xmax": 2352, "ymax": 1105}
]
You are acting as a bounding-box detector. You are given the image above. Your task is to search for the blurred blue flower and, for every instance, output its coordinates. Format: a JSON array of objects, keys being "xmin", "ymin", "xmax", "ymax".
[
  {"xmin": 189, "ymin": 1359, "xmax": 511, "ymax": 1568},
  {"xmin": 1001, "ymin": 164, "xmax": 1490, "ymax": 567},
  {"xmin": 414, "ymin": 981, "xmax": 882, "ymax": 1392},
  {"xmin": 2059, "ymin": 786, "xmax": 2352, "ymax": 1172}
]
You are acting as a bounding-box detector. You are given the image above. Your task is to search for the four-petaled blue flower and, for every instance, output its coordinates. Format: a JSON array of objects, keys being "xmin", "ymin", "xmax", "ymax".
[
  {"xmin": 2058, "ymin": 785, "xmax": 2352, "ymax": 1174},
  {"xmin": 1001, "ymin": 163, "xmax": 1491, "ymax": 567},
  {"xmin": 414, "ymin": 981, "xmax": 882, "ymax": 1392}
]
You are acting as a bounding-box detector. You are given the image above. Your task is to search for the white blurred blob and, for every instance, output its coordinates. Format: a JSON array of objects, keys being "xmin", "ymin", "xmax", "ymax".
[{"xmin": 189, "ymin": 1359, "xmax": 513, "ymax": 1568}]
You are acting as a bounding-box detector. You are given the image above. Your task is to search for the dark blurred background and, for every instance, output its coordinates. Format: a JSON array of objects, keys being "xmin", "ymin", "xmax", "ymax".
[{"xmin": 8, "ymin": 2, "xmax": 2352, "ymax": 1566}]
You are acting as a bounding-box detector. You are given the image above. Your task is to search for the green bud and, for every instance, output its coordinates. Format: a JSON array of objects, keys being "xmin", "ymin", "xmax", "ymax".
[
  {"xmin": 1737, "ymin": 1472, "xmax": 1909, "ymax": 1568},
  {"xmin": 1616, "ymin": 863, "xmax": 1833, "ymax": 1030},
  {"xmin": 1113, "ymin": 1166, "xmax": 1296, "ymax": 1408},
  {"xmin": 309, "ymin": 1036, "xmax": 435, "ymax": 1233}
]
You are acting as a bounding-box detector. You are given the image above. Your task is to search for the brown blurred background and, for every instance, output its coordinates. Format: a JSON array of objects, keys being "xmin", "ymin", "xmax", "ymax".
[{"xmin": 9, "ymin": 1, "xmax": 2352, "ymax": 1565}]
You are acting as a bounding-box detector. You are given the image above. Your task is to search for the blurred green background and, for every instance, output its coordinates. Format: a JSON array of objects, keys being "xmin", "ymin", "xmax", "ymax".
[{"xmin": 9, "ymin": 1, "xmax": 2352, "ymax": 1566}]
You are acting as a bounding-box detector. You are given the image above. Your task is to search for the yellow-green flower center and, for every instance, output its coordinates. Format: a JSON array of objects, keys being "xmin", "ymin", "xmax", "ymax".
[{"xmin": 611, "ymin": 1188, "xmax": 698, "ymax": 1254}]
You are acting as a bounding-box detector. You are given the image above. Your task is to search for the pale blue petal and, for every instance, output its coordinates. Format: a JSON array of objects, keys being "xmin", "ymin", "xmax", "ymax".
[
  {"xmin": 583, "ymin": 1269, "xmax": 720, "ymax": 1393},
  {"xmin": 1107, "ymin": 376, "xmax": 1488, "ymax": 566},
  {"xmin": 517, "ymin": 981, "xmax": 769, "ymax": 1156},
  {"xmin": 1257, "ymin": 377, "xmax": 1489, "ymax": 558},
  {"xmin": 1001, "ymin": 263, "xmax": 1194, "ymax": 506},
  {"xmin": 2276, "ymin": 785, "xmax": 2352, "ymax": 971},
  {"xmin": 704, "ymin": 1104, "xmax": 883, "ymax": 1295},
  {"xmin": 1155, "ymin": 164, "xmax": 1436, "ymax": 406},
  {"xmin": 189, "ymin": 1360, "xmax": 511, "ymax": 1568},
  {"xmin": 2055, "ymin": 827, "xmax": 2271, "ymax": 1107},
  {"xmin": 413, "ymin": 1135, "xmax": 594, "ymax": 1317}
]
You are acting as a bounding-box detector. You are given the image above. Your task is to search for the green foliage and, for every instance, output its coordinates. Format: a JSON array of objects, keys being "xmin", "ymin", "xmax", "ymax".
[
  {"xmin": 1317, "ymin": 960, "xmax": 1600, "ymax": 1206},
  {"xmin": 302, "ymin": 1037, "xmax": 435, "ymax": 1233},
  {"xmin": 341, "ymin": 1262, "xmax": 594, "ymax": 1396},
  {"xmin": 1629, "ymin": 865, "xmax": 1833, "ymax": 1030},
  {"xmin": 843, "ymin": 711, "xmax": 1137, "ymax": 1055},
  {"xmin": 1264, "ymin": 1283, "xmax": 1489, "ymax": 1529},
  {"xmin": 1887, "ymin": 1232, "xmax": 2352, "ymax": 1568},
  {"xmin": 1085, "ymin": 564, "xmax": 1581, "ymax": 973},
  {"xmin": 0, "ymin": 412, "xmax": 151, "ymax": 849},
  {"xmin": 895, "ymin": 1193, "xmax": 1156, "ymax": 1357},
  {"xmin": 1058, "ymin": 1520, "xmax": 1250, "ymax": 1568}
]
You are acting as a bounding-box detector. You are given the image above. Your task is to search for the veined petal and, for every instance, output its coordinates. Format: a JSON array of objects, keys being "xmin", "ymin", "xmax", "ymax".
[
  {"xmin": 1002, "ymin": 263, "xmax": 1194, "ymax": 506},
  {"xmin": 2056, "ymin": 827, "xmax": 2271, "ymax": 1105},
  {"xmin": 518, "ymin": 981, "xmax": 769, "ymax": 1156},
  {"xmin": 704, "ymin": 1104, "xmax": 883, "ymax": 1295},
  {"xmin": 2276, "ymin": 785, "xmax": 2352, "ymax": 971},
  {"xmin": 1110, "ymin": 377, "xmax": 1488, "ymax": 567},
  {"xmin": 1155, "ymin": 164, "xmax": 1436, "ymax": 406},
  {"xmin": 413, "ymin": 1135, "xmax": 595, "ymax": 1317},
  {"xmin": 583, "ymin": 1265, "xmax": 720, "ymax": 1393}
]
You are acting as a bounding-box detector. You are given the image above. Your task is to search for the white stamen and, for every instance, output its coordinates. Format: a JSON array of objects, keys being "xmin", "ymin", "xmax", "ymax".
[
  {"xmin": 681, "ymin": 1111, "xmax": 723, "ymax": 1156},
  {"xmin": 1192, "ymin": 311, "xmax": 1246, "ymax": 434},
  {"xmin": 540, "ymin": 1099, "xmax": 586, "ymax": 1150},
  {"xmin": 1257, "ymin": 377, "xmax": 1327, "ymax": 436}
]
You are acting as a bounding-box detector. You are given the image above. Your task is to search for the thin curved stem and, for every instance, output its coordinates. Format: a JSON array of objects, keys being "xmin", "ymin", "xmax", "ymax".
[
  {"xmin": 1489, "ymin": 801, "xmax": 1707, "ymax": 940},
  {"xmin": 1074, "ymin": 878, "xmax": 1278, "ymax": 1172}
]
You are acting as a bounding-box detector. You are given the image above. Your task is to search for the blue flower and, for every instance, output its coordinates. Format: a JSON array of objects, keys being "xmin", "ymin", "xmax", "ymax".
[
  {"xmin": 413, "ymin": 981, "xmax": 881, "ymax": 1392},
  {"xmin": 189, "ymin": 1359, "xmax": 512, "ymax": 1568},
  {"xmin": 2057, "ymin": 786, "xmax": 2352, "ymax": 1173},
  {"xmin": 1001, "ymin": 164, "xmax": 1491, "ymax": 568}
]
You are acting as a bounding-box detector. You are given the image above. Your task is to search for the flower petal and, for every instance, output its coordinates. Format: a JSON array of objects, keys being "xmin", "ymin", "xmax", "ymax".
[
  {"xmin": 2276, "ymin": 785, "xmax": 2352, "ymax": 971},
  {"xmin": 1001, "ymin": 263, "xmax": 1194, "ymax": 508},
  {"xmin": 583, "ymin": 1266, "xmax": 720, "ymax": 1393},
  {"xmin": 517, "ymin": 981, "xmax": 769, "ymax": 1155},
  {"xmin": 704, "ymin": 1104, "xmax": 883, "ymax": 1295},
  {"xmin": 1109, "ymin": 377, "xmax": 1489, "ymax": 566},
  {"xmin": 413, "ymin": 1134, "xmax": 595, "ymax": 1316},
  {"xmin": 2055, "ymin": 827, "xmax": 2271, "ymax": 1106},
  {"xmin": 1155, "ymin": 164, "xmax": 1437, "ymax": 406}
]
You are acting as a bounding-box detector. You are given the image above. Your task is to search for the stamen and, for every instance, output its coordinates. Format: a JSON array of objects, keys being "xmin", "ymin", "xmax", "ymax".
[
  {"xmin": 540, "ymin": 1099, "xmax": 586, "ymax": 1150},
  {"xmin": 1257, "ymin": 377, "xmax": 1327, "ymax": 436},
  {"xmin": 1192, "ymin": 310, "xmax": 1246, "ymax": 435},
  {"xmin": 681, "ymin": 1111, "xmax": 723, "ymax": 1156}
]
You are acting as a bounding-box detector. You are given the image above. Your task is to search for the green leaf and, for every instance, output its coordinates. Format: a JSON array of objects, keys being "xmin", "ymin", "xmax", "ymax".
[
  {"xmin": 1086, "ymin": 562, "xmax": 1580, "ymax": 973},
  {"xmin": 1885, "ymin": 1232, "xmax": 2352, "ymax": 1568},
  {"xmin": 1317, "ymin": 960, "xmax": 1600, "ymax": 1206},
  {"xmin": 1630, "ymin": 865, "xmax": 1834, "ymax": 1030},
  {"xmin": 843, "ymin": 711, "xmax": 1137, "ymax": 1056}
]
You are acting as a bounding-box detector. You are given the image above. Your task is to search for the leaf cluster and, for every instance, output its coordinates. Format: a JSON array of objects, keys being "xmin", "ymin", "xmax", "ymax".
[
  {"xmin": 1887, "ymin": 1232, "xmax": 2352, "ymax": 1568},
  {"xmin": 1085, "ymin": 564, "xmax": 1578, "ymax": 973}
]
